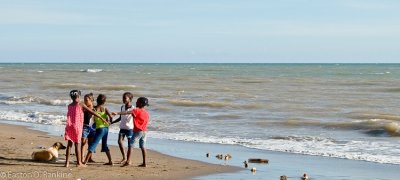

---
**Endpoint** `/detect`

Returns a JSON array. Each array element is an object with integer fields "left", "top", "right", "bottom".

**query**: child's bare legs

[
  {"left": 100, "top": 128, "right": 113, "bottom": 165},
  {"left": 87, "top": 137, "right": 95, "bottom": 162},
  {"left": 74, "top": 142, "right": 86, "bottom": 167},
  {"left": 83, "top": 152, "right": 92, "bottom": 165},
  {"left": 122, "top": 147, "right": 132, "bottom": 167},
  {"left": 81, "top": 138, "right": 87, "bottom": 162},
  {"left": 134, "top": 131, "right": 147, "bottom": 167},
  {"left": 104, "top": 150, "right": 113, "bottom": 165},
  {"left": 117, "top": 135, "right": 126, "bottom": 164},
  {"left": 139, "top": 147, "right": 146, "bottom": 167},
  {"left": 64, "top": 140, "right": 73, "bottom": 167}
]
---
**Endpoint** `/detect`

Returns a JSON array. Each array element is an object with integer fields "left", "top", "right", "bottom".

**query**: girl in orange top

[{"left": 113, "top": 97, "right": 149, "bottom": 167}]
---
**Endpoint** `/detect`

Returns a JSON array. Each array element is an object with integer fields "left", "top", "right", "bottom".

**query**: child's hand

[
  {"left": 101, "top": 118, "right": 109, "bottom": 126},
  {"left": 111, "top": 112, "right": 118, "bottom": 116}
]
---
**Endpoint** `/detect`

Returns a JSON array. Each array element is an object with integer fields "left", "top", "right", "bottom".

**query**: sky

[{"left": 0, "top": 0, "right": 399, "bottom": 63}]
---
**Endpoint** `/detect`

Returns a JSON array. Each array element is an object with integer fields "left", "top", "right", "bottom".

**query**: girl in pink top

[{"left": 64, "top": 90, "right": 106, "bottom": 167}]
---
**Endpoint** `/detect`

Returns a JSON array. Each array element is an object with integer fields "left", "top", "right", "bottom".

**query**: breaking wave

[
  {"left": 0, "top": 111, "right": 65, "bottom": 125},
  {"left": 258, "top": 118, "right": 400, "bottom": 137},
  {"left": 81, "top": 69, "right": 103, "bottom": 73},
  {"left": 0, "top": 95, "right": 70, "bottom": 106}
]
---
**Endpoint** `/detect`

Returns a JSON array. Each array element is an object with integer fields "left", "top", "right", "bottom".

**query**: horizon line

[{"left": 0, "top": 62, "right": 399, "bottom": 64}]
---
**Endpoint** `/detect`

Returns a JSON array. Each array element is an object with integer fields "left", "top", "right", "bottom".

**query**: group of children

[{"left": 64, "top": 90, "right": 149, "bottom": 168}]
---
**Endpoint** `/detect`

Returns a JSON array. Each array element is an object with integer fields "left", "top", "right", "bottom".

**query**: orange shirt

[{"left": 132, "top": 108, "right": 149, "bottom": 132}]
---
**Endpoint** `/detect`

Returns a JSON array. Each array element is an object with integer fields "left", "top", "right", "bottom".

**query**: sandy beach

[{"left": 0, "top": 123, "right": 240, "bottom": 180}]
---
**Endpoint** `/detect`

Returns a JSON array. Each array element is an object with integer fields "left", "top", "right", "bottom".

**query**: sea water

[{"left": 1, "top": 63, "right": 399, "bottom": 165}]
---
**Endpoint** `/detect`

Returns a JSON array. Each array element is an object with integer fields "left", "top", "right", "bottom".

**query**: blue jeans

[
  {"left": 132, "top": 131, "right": 147, "bottom": 148},
  {"left": 119, "top": 129, "right": 134, "bottom": 148},
  {"left": 89, "top": 127, "right": 109, "bottom": 153}
]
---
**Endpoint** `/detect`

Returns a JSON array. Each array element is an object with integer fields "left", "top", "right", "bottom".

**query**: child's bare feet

[
  {"left": 138, "top": 163, "right": 146, "bottom": 167},
  {"left": 76, "top": 164, "right": 87, "bottom": 168},
  {"left": 64, "top": 163, "right": 69, "bottom": 168},
  {"left": 118, "top": 159, "right": 126, "bottom": 164},
  {"left": 88, "top": 158, "right": 96, "bottom": 163},
  {"left": 104, "top": 162, "right": 113, "bottom": 166},
  {"left": 121, "top": 162, "right": 131, "bottom": 167}
]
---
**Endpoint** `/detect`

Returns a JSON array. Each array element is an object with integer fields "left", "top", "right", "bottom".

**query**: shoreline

[
  {"left": 1, "top": 120, "right": 400, "bottom": 180},
  {"left": 0, "top": 123, "right": 241, "bottom": 180}
]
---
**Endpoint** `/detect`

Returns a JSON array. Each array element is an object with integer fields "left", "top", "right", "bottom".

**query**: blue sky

[{"left": 0, "top": 0, "right": 399, "bottom": 63}]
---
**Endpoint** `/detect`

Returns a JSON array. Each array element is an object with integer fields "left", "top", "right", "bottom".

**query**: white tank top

[{"left": 120, "top": 105, "right": 134, "bottom": 130}]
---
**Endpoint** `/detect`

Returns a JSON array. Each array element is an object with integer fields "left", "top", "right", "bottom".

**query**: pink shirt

[{"left": 132, "top": 108, "right": 149, "bottom": 132}]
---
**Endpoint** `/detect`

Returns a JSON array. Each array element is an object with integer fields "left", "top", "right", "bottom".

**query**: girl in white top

[{"left": 111, "top": 92, "right": 135, "bottom": 166}]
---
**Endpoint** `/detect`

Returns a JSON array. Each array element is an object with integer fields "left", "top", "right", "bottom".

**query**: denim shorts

[
  {"left": 119, "top": 129, "right": 134, "bottom": 148},
  {"left": 82, "top": 125, "right": 96, "bottom": 138},
  {"left": 132, "top": 131, "right": 147, "bottom": 148}
]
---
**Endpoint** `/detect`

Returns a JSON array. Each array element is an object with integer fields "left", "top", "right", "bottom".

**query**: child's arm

[
  {"left": 105, "top": 108, "right": 114, "bottom": 122},
  {"left": 111, "top": 106, "right": 122, "bottom": 124},
  {"left": 80, "top": 102, "right": 109, "bottom": 125},
  {"left": 112, "top": 111, "right": 132, "bottom": 116},
  {"left": 111, "top": 116, "right": 121, "bottom": 124}
]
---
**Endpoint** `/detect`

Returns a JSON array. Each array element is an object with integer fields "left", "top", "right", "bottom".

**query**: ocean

[{"left": 1, "top": 63, "right": 399, "bottom": 165}]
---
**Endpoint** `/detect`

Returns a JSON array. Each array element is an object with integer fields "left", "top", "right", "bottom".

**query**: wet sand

[{"left": 0, "top": 123, "right": 240, "bottom": 180}]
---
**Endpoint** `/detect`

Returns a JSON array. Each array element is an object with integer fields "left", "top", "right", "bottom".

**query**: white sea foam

[
  {"left": 0, "top": 111, "right": 65, "bottom": 125},
  {"left": 368, "top": 72, "right": 391, "bottom": 75},
  {"left": 0, "top": 95, "right": 69, "bottom": 106},
  {"left": 149, "top": 131, "right": 400, "bottom": 165},
  {"left": 81, "top": 69, "right": 103, "bottom": 73},
  {"left": 2, "top": 108, "right": 398, "bottom": 165}
]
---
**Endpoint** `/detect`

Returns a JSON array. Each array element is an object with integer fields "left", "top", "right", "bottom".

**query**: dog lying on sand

[{"left": 32, "top": 142, "right": 66, "bottom": 162}]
